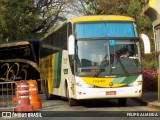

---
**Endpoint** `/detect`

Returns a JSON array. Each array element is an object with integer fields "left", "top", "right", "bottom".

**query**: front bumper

[{"left": 75, "top": 85, "right": 142, "bottom": 100}]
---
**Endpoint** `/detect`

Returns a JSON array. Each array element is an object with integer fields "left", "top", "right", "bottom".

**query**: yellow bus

[{"left": 40, "top": 15, "right": 150, "bottom": 106}]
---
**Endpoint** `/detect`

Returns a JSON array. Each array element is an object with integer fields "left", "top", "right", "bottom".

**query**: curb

[
  {"left": 147, "top": 101, "right": 160, "bottom": 109},
  {"left": 133, "top": 98, "right": 160, "bottom": 109}
]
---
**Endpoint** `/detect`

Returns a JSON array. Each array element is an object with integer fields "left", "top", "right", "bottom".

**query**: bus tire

[
  {"left": 66, "top": 85, "right": 77, "bottom": 106},
  {"left": 69, "top": 98, "right": 77, "bottom": 106},
  {"left": 45, "top": 82, "right": 53, "bottom": 100},
  {"left": 118, "top": 98, "right": 127, "bottom": 106}
]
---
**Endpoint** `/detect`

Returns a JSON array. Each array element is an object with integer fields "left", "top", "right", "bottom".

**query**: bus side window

[{"left": 61, "top": 24, "right": 67, "bottom": 50}]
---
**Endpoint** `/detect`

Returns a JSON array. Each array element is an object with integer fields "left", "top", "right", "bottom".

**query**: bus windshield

[
  {"left": 75, "top": 22, "right": 140, "bottom": 77},
  {"left": 76, "top": 39, "right": 140, "bottom": 77}
]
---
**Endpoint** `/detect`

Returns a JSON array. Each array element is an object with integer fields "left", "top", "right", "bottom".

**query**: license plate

[{"left": 106, "top": 91, "right": 116, "bottom": 95}]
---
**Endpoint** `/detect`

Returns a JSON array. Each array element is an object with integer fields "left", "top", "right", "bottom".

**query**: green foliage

[
  {"left": 127, "top": 0, "right": 141, "bottom": 16},
  {"left": 0, "top": 0, "right": 72, "bottom": 41},
  {"left": 149, "top": 61, "right": 157, "bottom": 70},
  {"left": 142, "top": 53, "right": 157, "bottom": 70},
  {"left": 127, "top": 0, "right": 152, "bottom": 31},
  {"left": 0, "top": 0, "right": 42, "bottom": 40}
]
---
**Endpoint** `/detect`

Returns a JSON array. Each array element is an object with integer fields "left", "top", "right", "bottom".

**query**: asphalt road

[
  {"left": 1, "top": 94, "right": 160, "bottom": 120},
  {"left": 40, "top": 94, "right": 159, "bottom": 112}
]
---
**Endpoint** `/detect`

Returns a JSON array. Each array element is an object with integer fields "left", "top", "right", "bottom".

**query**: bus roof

[
  {"left": 68, "top": 15, "right": 135, "bottom": 23},
  {"left": 42, "top": 15, "right": 135, "bottom": 40}
]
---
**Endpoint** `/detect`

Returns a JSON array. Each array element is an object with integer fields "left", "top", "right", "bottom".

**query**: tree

[
  {"left": 94, "top": 0, "right": 131, "bottom": 15},
  {"left": 0, "top": 0, "right": 73, "bottom": 41},
  {"left": 70, "top": 0, "right": 99, "bottom": 15}
]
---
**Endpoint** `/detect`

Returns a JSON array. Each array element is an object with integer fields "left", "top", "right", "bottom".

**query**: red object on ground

[
  {"left": 28, "top": 80, "right": 42, "bottom": 110},
  {"left": 14, "top": 80, "right": 34, "bottom": 112}
]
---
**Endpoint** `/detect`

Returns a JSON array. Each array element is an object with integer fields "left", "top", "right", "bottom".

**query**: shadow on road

[{"left": 76, "top": 98, "right": 147, "bottom": 108}]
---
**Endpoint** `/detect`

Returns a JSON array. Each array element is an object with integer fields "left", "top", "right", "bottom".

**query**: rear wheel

[
  {"left": 118, "top": 98, "right": 127, "bottom": 106},
  {"left": 66, "top": 85, "right": 77, "bottom": 106}
]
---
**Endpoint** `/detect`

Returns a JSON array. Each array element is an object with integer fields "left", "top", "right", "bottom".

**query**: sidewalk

[{"left": 135, "top": 92, "right": 160, "bottom": 109}]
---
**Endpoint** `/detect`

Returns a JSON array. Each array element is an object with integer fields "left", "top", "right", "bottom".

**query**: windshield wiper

[
  {"left": 114, "top": 53, "right": 129, "bottom": 76},
  {"left": 93, "top": 55, "right": 109, "bottom": 77}
]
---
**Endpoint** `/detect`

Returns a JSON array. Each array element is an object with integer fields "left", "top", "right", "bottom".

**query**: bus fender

[{"left": 65, "top": 78, "right": 73, "bottom": 98}]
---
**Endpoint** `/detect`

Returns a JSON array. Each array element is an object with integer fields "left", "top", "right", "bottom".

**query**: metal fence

[{"left": 0, "top": 82, "right": 18, "bottom": 111}]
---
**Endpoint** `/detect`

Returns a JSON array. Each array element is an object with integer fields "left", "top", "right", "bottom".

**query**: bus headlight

[
  {"left": 128, "top": 81, "right": 142, "bottom": 86},
  {"left": 76, "top": 82, "right": 94, "bottom": 88}
]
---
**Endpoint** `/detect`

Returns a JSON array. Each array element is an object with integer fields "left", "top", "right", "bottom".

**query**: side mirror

[
  {"left": 140, "top": 34, "right": 151, "bottom": 54},
  {"left": 68, "top": 35, "right": 75, "bottom": 55}
]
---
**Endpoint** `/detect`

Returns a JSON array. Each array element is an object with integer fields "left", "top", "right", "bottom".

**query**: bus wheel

[
  {"left": 118, "top": 98, "right": 127, "bottom": 106},
  {"left": 66, "top": 85, "right": 77, "bottom": 106},
  {"left": 45, "top": 82, "right": 53, "bottom": 100},
  {"left": 69, "top": 98, "right": 77, "bottom": 106}
]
